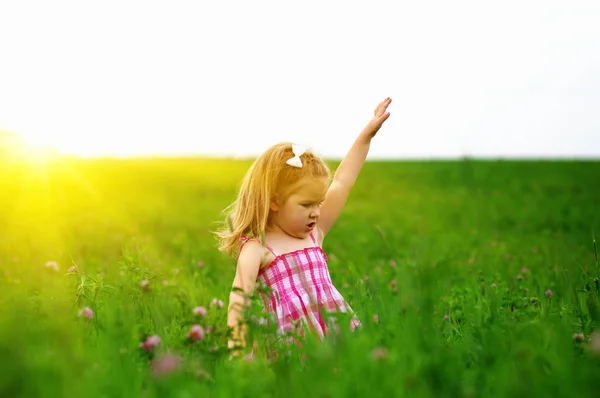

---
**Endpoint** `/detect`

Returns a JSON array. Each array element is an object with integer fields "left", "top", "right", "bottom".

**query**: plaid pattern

[{"left": 240, "top": 234, "right": 357, "bottom": 340}]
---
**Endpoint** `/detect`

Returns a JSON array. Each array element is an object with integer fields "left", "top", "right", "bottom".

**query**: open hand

[{"left": 362, "top": 97, "right": 392, "bottom": 139}]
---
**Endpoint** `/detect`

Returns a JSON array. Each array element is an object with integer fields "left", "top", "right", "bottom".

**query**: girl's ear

[{"left": 270, "top": 197, "right": 279, "bottom": 212}]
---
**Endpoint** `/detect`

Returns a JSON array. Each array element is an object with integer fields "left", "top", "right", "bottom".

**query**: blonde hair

[{"left": 215, "top": 142, "right": 331, "bottom": 257}]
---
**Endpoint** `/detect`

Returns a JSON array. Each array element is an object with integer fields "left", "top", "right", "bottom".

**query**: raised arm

[{"left": 318, "top": 97, "right": 392, "bottom": 237}]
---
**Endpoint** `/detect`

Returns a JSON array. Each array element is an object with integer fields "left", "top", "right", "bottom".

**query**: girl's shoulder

[
  {"left": 238, "top": 236, "right": 276, "bottom": 268},
  {"left": 237, "top": 236, "right": 262, "bottom": 258}
]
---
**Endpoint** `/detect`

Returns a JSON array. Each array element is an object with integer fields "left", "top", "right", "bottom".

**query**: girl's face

[{"left": 269, "top": 179, "right": 327, "bottom": 239}]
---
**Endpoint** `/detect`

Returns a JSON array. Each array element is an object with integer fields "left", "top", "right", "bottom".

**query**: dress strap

[
  {"left": 237, "top": 236, "right": 278, "bottom": 259},
  {"left": 264, "top": 244, "right": 279, "bottom": 257},
  {"left": 309, "top": 232, "right": 318, "bottom": 247}
]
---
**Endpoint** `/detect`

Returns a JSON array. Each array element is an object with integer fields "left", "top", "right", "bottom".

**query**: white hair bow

[{"left": 286, "top": 144, "right": 308, "bottom": 168}]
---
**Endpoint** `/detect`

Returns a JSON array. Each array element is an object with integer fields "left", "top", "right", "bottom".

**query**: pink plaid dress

[{"left": 239, "top": 233, "right": 359, "bottom": 340}]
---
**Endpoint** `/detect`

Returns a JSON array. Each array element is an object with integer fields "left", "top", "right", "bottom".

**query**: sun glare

[
  {"left": 11, "top": 131, "right": 128, "bottom": 158},
  {"left": 0, "top": 130, "right": 63, "bottom": 166},
  {"left": 5, "top": 130, "right": 108, "bottom": 159},
  {"left": 19, "top": 132, "right": 56, "bottom": 150}
]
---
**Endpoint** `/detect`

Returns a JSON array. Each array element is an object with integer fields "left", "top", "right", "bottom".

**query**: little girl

[{"left": 216, "top": 97, "right": 392, "bottom": 354}]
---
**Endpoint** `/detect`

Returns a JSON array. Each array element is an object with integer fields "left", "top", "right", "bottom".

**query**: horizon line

[{"left": 36, "top": 152, "right": 600, "bottom": 162}]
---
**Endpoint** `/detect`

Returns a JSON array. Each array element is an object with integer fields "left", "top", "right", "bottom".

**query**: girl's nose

[{"left": 311, "top": 206, "right": 320, "bottom": 218}]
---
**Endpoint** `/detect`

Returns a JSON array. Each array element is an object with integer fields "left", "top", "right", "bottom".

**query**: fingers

[
  {"left": 381, "top": 97, "right": 392, "bottom": 110},
  {"left": 378, "top": 97, "right": 392, "bottom": 107},
  {"left": 374, "top": 97, "right": 392, "bottom": 116}
]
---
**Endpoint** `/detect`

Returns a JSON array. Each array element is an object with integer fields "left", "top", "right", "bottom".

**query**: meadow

[{"left": 1, "top": 154, "right": 599, "bottom": 398}]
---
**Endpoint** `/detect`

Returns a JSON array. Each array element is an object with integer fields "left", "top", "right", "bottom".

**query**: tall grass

[{"left": 1, "top": 156, "right": 599, "bottom": 397}]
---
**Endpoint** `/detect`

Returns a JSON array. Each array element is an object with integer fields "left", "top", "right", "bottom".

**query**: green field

[{"left": 1, "top": 156, "right": 599, "bottom": 397}]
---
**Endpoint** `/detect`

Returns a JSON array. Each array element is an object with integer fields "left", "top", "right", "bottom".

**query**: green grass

[{"left": 1, "top": 156, "right": 599, "bottom": 397}]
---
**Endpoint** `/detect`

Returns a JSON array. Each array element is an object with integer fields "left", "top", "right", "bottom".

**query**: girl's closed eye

[{"left": 302, "top": 202, "right": 322, "bottom": 208}]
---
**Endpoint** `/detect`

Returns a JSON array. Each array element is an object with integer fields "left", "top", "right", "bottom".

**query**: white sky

[{"left": 1, "top": 0, "right": 599, "bottom": 159}]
